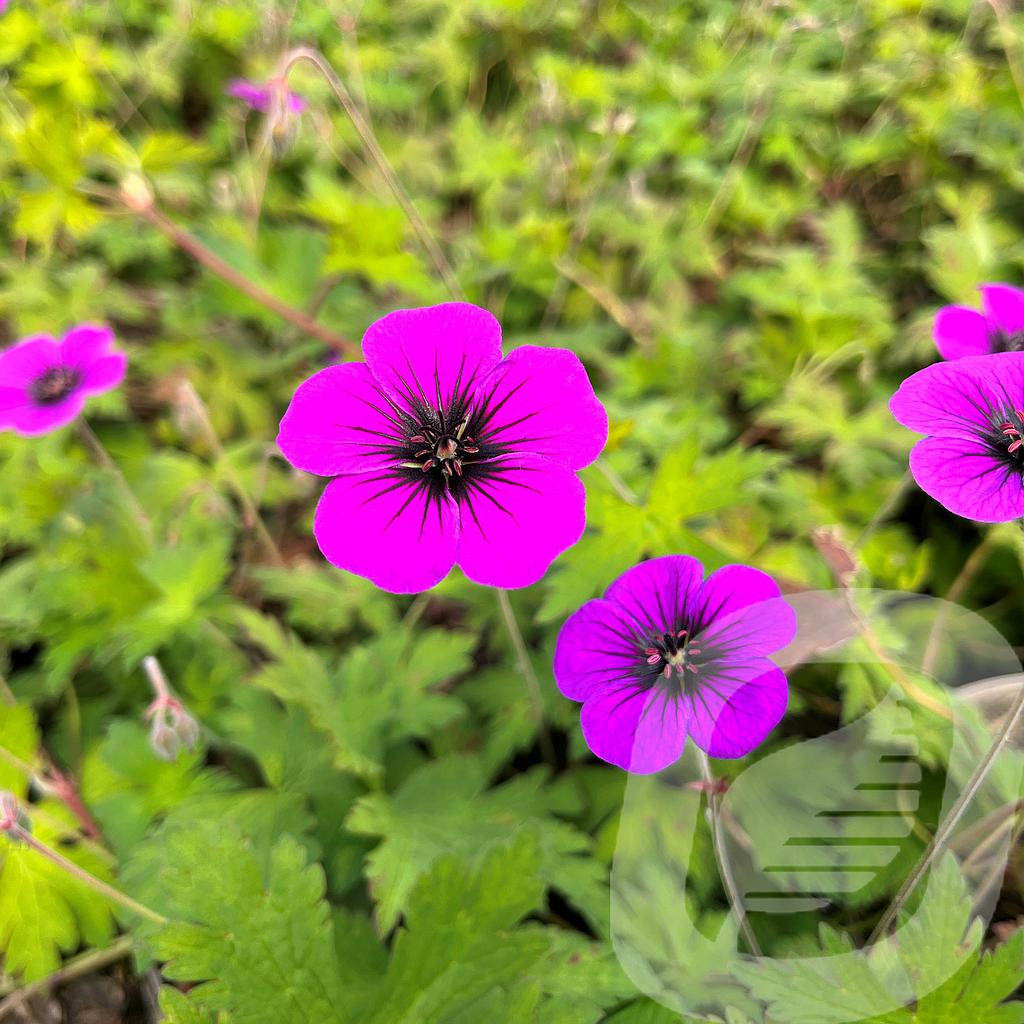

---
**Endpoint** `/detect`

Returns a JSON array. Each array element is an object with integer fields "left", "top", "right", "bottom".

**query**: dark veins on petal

[
  {"left": 30, "top": 366, "right": 81, "bottom": 406},
  {"left": 343, "top": 353, "right": 549, "bottom": 534},
  {"left": 581, "top": 576, "right": 773, "bottom": 728}
]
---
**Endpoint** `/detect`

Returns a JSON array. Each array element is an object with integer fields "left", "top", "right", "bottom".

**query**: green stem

[
  {"left": 278, "top": 47, "right": 465, "bottom": 303},
  {"left": 74, "top": 420, "right": 153, "bottom": 541},
  {"left": 4, "top": 826, "right": 168, "bottom": 926},
  {"left": 867, "top": 676, "right": 1024, "bottom": 943},
  {"left": 697, "top": 751, "right": 761, "bottom": 956},
  {"left": 496, "top": 590, "right": 557, "bottom": 767},
  {"left": 178, "top": 382, "right": 285, "bottom": 568}
]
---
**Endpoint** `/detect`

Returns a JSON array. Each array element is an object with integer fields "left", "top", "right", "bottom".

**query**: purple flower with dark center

[
  {"left": 0, "top": 325, "right": 127, "bottom": 437},
  {"left": 277, "top": 302, "right": 608, "bottom": 593},
  {"left": 933, "top": 283, "right": 1024, "bottom": 360},
  {"left": 890, "top": 351, "right": 1024, "bottom": 522},
  {"left": 226, "top": 78, "right": 307, "bottom": 115},
  {"left": 553, "top": 556, "right": 796, "bottom": 773}
]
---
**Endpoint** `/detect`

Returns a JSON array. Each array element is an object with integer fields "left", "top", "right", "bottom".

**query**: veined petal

[
  {"left": 313, "top": 472, "right": 459, "bottom": 593},
  {"left": 602, "top": 555, "right": 704, "bottom": 637},
  {"left": 580, "top": 684, "right": 687, "bottom": 774},
  {"left": 683, "top": 658, "right": 788, "bottom": 759},
  {"left": 362, "top": 303, "right": 503, "bottom": 414},
  {"left": 60, "top": 324, "right": 115, "bottom": 369},
  {"left": 909, "top": 434, "right": 1024, "bottom": 523},
  {"left": 554, "top": 599, "right": 644, "bottom": 702},
  {"left": 472, "top": 346, "right": 608, "bottom": 470},
  {"left": 695, "top": 565, "right": 797, "bottom": 657},
  {"left": 455, "top": 453, "right": 585, "bottom": 588},
  {"left": 278, "top": 363, "right": 410, "bottom": 476}
]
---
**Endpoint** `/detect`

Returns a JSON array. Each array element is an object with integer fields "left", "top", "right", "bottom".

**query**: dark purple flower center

[
  {"left": 990, "top": 329, "right": 1024, "bottom": 354},
  {"left": 643, "top": 628, "right": 703, "bottom": 695},
  {"left": 996, "top": 408, "right": 1024, "bottom": 462},
  {"left": 30, "top": 366, "right": 80, "bottom": 406}
]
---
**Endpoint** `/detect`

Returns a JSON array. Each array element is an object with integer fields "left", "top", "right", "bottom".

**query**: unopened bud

[
  {"left": 119, "top": 173, "right": 154, "bottom": 214},
  {"left": 171, "top": 707, "right": 200, "bottom": 752},
  {"left": 149, "top": 720, "right": 181, "bottom": 762}
]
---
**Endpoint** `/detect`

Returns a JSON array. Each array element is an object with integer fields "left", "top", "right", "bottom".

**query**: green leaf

[{"left": 129, "top": 821, "right": 351, "bottom": 1024}]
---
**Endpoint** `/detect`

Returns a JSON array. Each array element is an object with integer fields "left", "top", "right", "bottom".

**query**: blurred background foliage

[{"left": 1, "top": 0, "right": 1024, "bottom": 1020}]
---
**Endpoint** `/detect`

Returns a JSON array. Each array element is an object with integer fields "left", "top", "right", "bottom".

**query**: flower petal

[
  {"left": 60, "top": 324, "right": 115, "bottom": 369},
  {"left": 80, "top": 352, "right": 127, "bottom": 395},
  {"left": 361, "top": 303, "right": 503, "bottom": 413},
  {"left": 580, "top": 684, "right": 687, "bottom": 774},
  {"left": 0, "top": 336, "right": 59, "bottom": 388},
  {"left": 472, "top": 346, "right": 608, "bottom": 469},
  {"left": 888, "top": 354, "right": 1018, "bottom": 440},
  {"left": 694, "top": 565, "right": 797, "bottom": 657},
  {"left": 7, "top": 394, "right": 86, "bottom": 436},
  {"left": 553, "top": 599, "right": 642, "bottom": 702},
  {"left": 683, "top": 658, "right": 788, "bottom": 759},
  {"left": 933, "top": 305, "right": 990, "bottom": 360},
  {"left": 227, "top": 79, "right": 270, "bottom": 110},
  {"left": 313, "top": 473, "right": 459, "bottom": 593},
  {"left": 602, "top": 555, "right": 704, "bottom": 636},
  {"left": 981, "top": 284, "right": 1024, "bottom": 336},
  {"left": 278, "top": 363, "right": 409, "bottom": 476},
  {"left": 455, "top": 454, "right": 585, "bottom": 588},
  {"left": 909, "top": 434, "right": 1024, "bottom": 523}
]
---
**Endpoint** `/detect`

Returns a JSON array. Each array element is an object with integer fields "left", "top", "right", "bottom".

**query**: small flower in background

[
  {"left": 0, "top": 325, "right": 127, "bottom": 437},
  {"left": 553, "top": 556, "right": 796, "bottom": 774},
  {"left": 143, "top": 656, "right": 200, "bottom": 762},
  {"left": 226, "top": 77, "right": 306, "bottom": 115},
  {"left": 933, "top": 283, "right": 1024, "bottom": 360},
  {"left": 890, "top": 352, "right": 1024, "bottom": 522},
  {"left": 277, "top": 302, "right": 608, "bottom": 592}
]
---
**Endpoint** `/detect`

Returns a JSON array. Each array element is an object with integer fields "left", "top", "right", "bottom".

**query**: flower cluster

[
  {"left": 3, "top": 300, "right": 796, "bottom": 774},
  {"left": 893, "top": 282, "right": 1024, "bottom": 523}
]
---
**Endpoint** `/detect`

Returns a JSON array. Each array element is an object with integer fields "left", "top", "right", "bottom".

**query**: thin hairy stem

[
  {"left": 91, "top": 182, "right": 355, "bottom": 354},
  {"left": 496, "top": 590, "right": 557, "bottom": 766},
  {"left": 697, "top": 752, "right": 761, "bottom": 956},
  {"left": 868, "top": 677, "right": 1024, "bottom": 942},
  {"left": 1, "top": 823, "right": 167, "bottom": 926},
  {"left": 74, "top": 420, "right": 154, "bottom": 541},
  {"left": 177, "top": 382, "right": 286, "bottom": 568},
  {"left": 277, "top": 47, "right": 465, "bottom": 302},
  {"left": 0, "top": 935, "right": 135, "bottom": 1015},
  {"left": 922, "top": 532, "right": 998, "bottom": 677}
]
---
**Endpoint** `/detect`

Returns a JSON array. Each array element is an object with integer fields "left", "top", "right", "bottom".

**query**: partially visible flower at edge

[
  {"left": 0, "top": 325, "right": 127, "bottom": 437},
  {"left": 933, "top": 283, "right": 1024, "bottom": 360},
  {"left": 276, "top": 302, "right": 609, "bottom": 593},
  {"left": 226, "top": 77, "right": 307, "bottom": 115},
  {"left": 890, "top": 351, "right": 1024, "bottom": 522},
  {"left": 0, "top": 2, "right": 9, "bottom": 15},
  {"left": 553, "top": 555, "right": 797, "bottom": 774}
]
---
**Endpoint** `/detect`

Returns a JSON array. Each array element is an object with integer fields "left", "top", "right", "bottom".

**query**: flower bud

[
  {"left": 149, "top": 720, "right": 181, "bottom": 762},
  {"left": 171, "top": 707, "right": 200, "bottom": 752}
]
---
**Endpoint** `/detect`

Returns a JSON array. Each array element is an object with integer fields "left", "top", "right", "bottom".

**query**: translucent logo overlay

[{"left": 610, "top": 589, "right": 1024, "bottom": 1023}]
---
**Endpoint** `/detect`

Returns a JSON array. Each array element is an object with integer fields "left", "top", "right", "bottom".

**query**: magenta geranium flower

[
  {"left": 0, "top": 325, "right": 127, "bottom": 437},
  {"left": 226, "top": 78, "right": 306, "bottom": 114},
  {"left": 553, "top": 556, "right": 796, "bottom": 773},
  {"left": 277, "top": 302, "right": 608, "bottom": 592},
  {"left": 933, "top": 283, "right": 1024, "bottom": 360},
  {"left": 890, "top": 351, "right": 1024, "bottom": 522}
]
